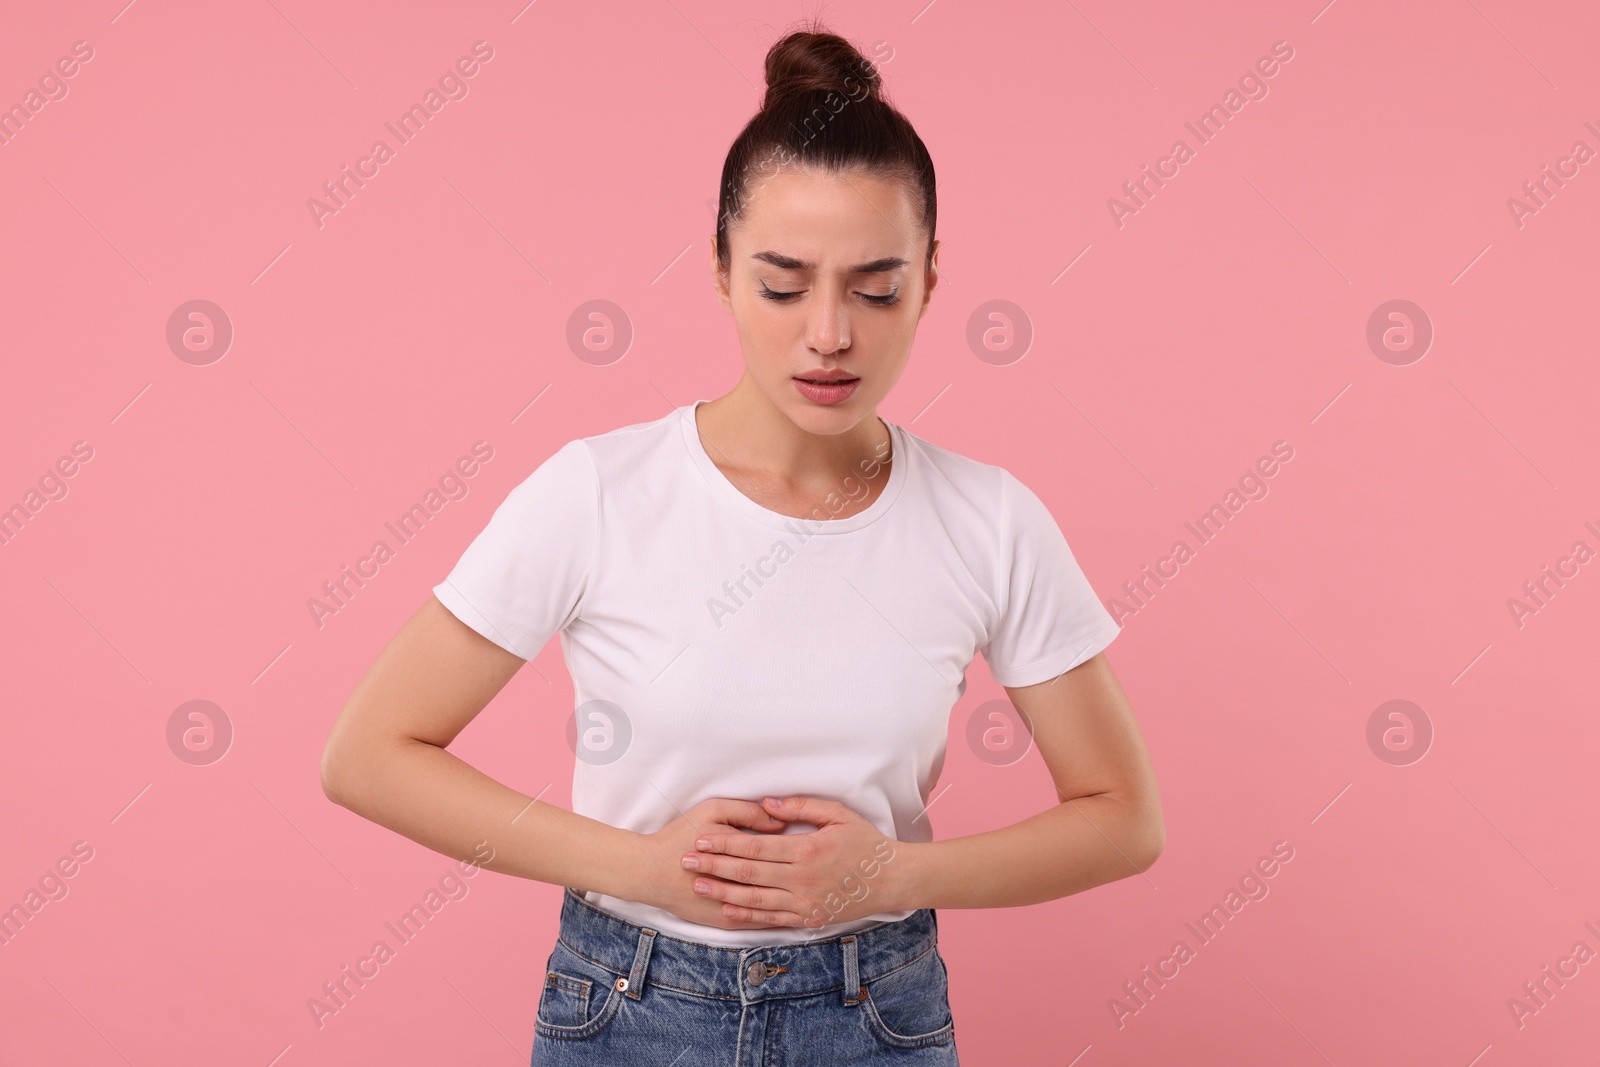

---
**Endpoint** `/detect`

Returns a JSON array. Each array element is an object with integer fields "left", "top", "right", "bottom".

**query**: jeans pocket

[
  {"left": 534, "top": 940, "right": 626, "bottom": 1041},
  {"left": 859, "top": 945, "right": 957, "bottom": 1049}
]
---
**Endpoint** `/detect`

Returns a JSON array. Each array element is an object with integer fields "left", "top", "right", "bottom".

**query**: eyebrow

[{"left": 751, "top": 251, "right": 909, "bottom": 274}]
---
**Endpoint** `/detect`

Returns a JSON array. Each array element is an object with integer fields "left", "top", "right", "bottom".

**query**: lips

[
  {"left": 794, "top": 373, "right": 859, "bottom": 383},
  {"left": 792, "top": 376, "right": 861, "bottom": 405}
]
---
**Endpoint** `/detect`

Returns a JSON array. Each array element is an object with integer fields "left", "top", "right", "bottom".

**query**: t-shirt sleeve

[
  {"left": 431, "top": 438, "right": 599, "bottom": 661},
  {"left": 980, "top": 468, "right": 1120, "bottom": 688}
]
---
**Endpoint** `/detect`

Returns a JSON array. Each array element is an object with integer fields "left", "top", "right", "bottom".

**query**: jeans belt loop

[
  {"left": 841, "top": 934, "right": 862, "bottom": 1006},
  {"left": 625, "top": 927, "right": 657, "bottom": 1000}
]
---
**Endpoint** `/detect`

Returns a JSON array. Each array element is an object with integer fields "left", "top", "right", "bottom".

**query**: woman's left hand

[{"left": 681, "top": 795, "right": 909, "bottom": 931}]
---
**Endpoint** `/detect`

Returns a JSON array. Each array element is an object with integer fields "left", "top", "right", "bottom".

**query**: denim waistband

[{"left": 554, "top": 886, "right": 941, "bottom": 1007}]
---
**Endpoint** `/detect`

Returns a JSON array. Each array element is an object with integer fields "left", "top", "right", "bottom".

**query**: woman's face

[{"left": 712, "top": 165, "right": 939, "bottom": 435}]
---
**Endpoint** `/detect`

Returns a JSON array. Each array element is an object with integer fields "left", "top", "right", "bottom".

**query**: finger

[
  {"left": 721, "top": 903, "right": 804, "bottom": 927},
  {"left": 693, "top": 827, "right": 797, "bottom": 862},
  {"left": 762, "top": 795, "right": 842, "bottom": 824},
  {"left": 707, "top": 798, "right": 788, "bottom": 832},
  {"left": 688, "top": 850, "right": 785, "bottom": 886},
  {"left": 696, "top": 878, "right": 802, "bottom": 925}
]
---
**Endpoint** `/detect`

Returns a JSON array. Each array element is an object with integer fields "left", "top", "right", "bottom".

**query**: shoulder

[
  {"left": 894, "top": 422, "right": 1013, "bottom": 509},
  {"left": 568, "top": 406, "right": 685, "bottom": 478},
  {"left": 894, "top": 422, "right": 1066, "bottom": 540},
  {"left": 496, "top": 408, "right": 681, "bottom": 496}
]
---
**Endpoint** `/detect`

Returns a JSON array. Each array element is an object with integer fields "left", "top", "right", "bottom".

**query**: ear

[
  {"left": 919, "top": 239, "right": 941, "bottom": 318},
  {"left": 711, "top": 234, "right": 732, "bottom": 311}
]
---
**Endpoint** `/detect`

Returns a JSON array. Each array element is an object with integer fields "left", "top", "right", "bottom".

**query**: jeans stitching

[
  {"left": 859, "top": 947, "right": 955, "bottom": 1048},
  {"left": 860, "top": 988, "right": 956, "bottom": 1048},
  {"left": 561, "top": 886, "right": 913, "bottom": 952},
  {"left": 544, "top": 972, "right": 590, "bottom": 997},
  {"left": 544, "top": 890, "right": 954, "bottom": 1055},
  {"left": 557, "top": 925, "right": 940, "bottom": 993}
]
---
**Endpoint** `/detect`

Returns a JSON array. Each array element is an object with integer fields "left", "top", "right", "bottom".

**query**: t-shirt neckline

[{"left": 676, "top": 399, "right": 907, "bottom": 533}]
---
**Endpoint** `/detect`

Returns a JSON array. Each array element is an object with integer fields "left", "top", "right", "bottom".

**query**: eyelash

[{"left": 759, "top": 284, "right": 900, "bottom": 307}]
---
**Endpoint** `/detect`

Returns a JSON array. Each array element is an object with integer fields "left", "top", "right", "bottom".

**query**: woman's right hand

[{"left": 634, "top": 798, "right": 794, "bottom": 930}]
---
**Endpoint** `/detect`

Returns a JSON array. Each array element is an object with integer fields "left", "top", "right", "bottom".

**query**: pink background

[{"left": 3, "top": 1, "right": 1598, "bottom": 1063}]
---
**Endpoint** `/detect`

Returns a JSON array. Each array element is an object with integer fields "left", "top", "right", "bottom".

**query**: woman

[{"left": 321, "top": 21, "right": 1164, "bottom": 1063}]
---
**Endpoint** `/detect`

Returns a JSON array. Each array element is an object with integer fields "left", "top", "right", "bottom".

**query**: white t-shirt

[{"left": 432, "top": 400, "right": 1119, "bottom": 946}]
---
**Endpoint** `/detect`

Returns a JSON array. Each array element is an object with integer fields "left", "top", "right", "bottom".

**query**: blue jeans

[{"left": 530, "top": 886, "right": 960, "bottom": 1064}]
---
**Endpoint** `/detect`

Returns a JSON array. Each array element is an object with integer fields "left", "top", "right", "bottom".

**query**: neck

[{"left": 695, "top": 376, "right": 892, "bottom": 487}]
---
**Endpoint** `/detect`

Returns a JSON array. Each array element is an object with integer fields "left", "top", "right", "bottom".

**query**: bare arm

[
  {"left": 677, "top": 648, "right": 1165, "bottom": 927},
  {"left": 322, "top": 595, "right": 798, "bottom": 931},
  {"left": 897, "top": 650, "right": 1165, "bottom": 909},
  {"left": 320, "top": 595, "right": 649, "bottom": 896}
]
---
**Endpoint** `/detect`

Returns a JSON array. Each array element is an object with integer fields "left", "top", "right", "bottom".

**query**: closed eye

[{"left": 759, "top": 283, "right": 900, "bottom": 306}]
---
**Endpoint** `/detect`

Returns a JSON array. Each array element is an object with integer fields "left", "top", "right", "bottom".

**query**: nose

[{"left": 806, "top": 288, "right": 850, "bottom": 355}]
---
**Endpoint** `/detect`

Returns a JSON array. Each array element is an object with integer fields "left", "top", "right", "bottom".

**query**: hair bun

[{"left": 762, "top": 29, "right": 881, "bottom": 110}]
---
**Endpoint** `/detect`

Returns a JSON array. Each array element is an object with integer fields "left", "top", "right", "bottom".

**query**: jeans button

[{"left": 746, "top": 961, "right": 766, "bottom": 987}]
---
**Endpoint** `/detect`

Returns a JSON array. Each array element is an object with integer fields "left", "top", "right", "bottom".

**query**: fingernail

[
  {"left": 764, "top": 796, "right": 781, "bottom": 807},
  {"left": 681, "top": 855, "right": 699, "bottom": 870},
  {"left": 694, "top": 880, "right": 709, "bottom": 895},
  {"left": 695, "top": 837, "right": 712, "bottom": 850}
]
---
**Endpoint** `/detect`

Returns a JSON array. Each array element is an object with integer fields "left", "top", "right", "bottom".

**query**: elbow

[
  {"left": 1068, "top": 789, "right": 1166, "bottom": 874},
  {"left": 319, "top": 744, "right": 346, "bottom": 807},
  {"left": 1135, "top": 803, "right": 1166, "bottom": 872},
  {"left": 320, "top": 733, "right": 358, "bottom": 809},
  {"left": 322, "top": 726, "right": 414, "bottom": 811}
]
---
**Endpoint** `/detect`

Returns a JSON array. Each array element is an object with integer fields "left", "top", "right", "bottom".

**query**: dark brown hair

[{"left": 714, "top": 21, "right": 936, "bottom": 277}]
